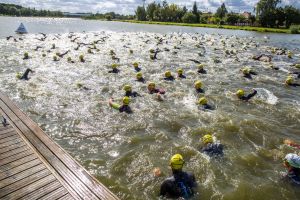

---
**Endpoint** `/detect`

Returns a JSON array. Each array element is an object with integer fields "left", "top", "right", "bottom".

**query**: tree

[
  {"left": 135, "top": 6, "right": 147, "bottom": 21},
  {"left": 255, "top": 0, "right": 281, "bottom": 27},
  {"left": 146, "top": 2, "right": 157, "bottom": 21},
  {"left": 192, "top": 1, "right": 200, "bottom": 23},
  {"left": 215, "top": 3, "right": 227, "bottom": 19},
  {"left": 225, "top": 13, "right": 239, "bottom": 25},
  {"left": 182, "top": 12, "right": 197, "bottom": 23},
  {"left": 284, "top": 6, "right": 300, "bottom": 28}
]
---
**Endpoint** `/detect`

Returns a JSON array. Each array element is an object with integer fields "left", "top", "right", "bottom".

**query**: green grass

[{"left": 120, "top": 20, "right": 293, "bottom": 34}]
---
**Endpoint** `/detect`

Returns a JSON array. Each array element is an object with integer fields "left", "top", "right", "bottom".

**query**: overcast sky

[{"left": 2, "top": 0, "right": 300, "bottom": 14}]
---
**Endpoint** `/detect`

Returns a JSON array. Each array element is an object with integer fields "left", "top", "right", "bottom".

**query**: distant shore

[{"left": 119, "top": 20, "right": 293, "bottom": 34}]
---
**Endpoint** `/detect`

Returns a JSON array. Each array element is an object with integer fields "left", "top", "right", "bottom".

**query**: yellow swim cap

[
  {"left": 112, "top": 63, "right": 118, "bottom": 69},
  {"left": 133, "top": 62, "right": 139, "bottom": 68},
  {"left": 202, "top": 134, "right": 213, "bottom": 144},
  {"left": 198, "top": 97, "right": 208, "bottom": 105},
  {"left": 198, "top": 64, "right": 204, "bottom": 69},
  {"left": 136, "top": 72, "right": 143, "bottom": 79},
  {"left": 123, "top": 96, "right": 130, "bottom": 105},
  {"left": 236, "top": 89, "right": 245, "bottom": 98},
  {"left": 194, "top": 80, "right": 202, "bottom": 89},
  {"left": 295, "top": 64, "right": 300, "bottom": 69},
  {"left": 177, "top": 68, "right": 183, "bottom": 74},
  {"left": 286, "top": 77, "right": 293, "bottom": 85},
  {"left": 148, "top": 82, "right": 156, "bottom": 87},
  {"left": 165, "top": 71, "right": 172, "bottom": 78},
  {"left": 242, "top": 67, "right": 250, "bottom": 75},
  {"left": 170, "top": 154, "right": 184, "bottom": 170},
  {"left": 123, "top": 84, "right": 132, "bottom": 92}
]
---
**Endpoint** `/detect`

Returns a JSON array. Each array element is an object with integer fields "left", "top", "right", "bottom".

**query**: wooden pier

[{"left": 0, "top": 92, "right": 119, "bottom": 200}]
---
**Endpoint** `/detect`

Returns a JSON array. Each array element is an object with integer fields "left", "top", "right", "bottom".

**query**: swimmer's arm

[{"left": 108, "top": 98, "right": 121, "bottom": 110}]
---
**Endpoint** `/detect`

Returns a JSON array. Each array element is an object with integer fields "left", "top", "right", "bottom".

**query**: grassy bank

[{"left": 120, "top": 20, "right": 293, "bottom": 34}]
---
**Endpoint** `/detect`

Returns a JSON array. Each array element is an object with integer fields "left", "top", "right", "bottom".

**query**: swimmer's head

[
  {"left": 123, "top": 84, "right": 132, "bottom": 92},
  {"left": 242, "top": 67, "right": 250, "bottom": 75},
  {"left": 236, "top": 89, "right": 245, "bottom": 98},
  {"left": 123, "top": 96, "right": 130, "bottom": 105},
  {"left": 198, "top": 97, "right": 208, "bottom": 105},
  {"left": 111, "top": 63, "right": 118, "bottom": 69},
  {"left": 148, "top": 82, "right": 156, "bottom": 90},
  {"left": 170, "top": 154, "right": 184, "bottom": 170},
  {"left": 202, "top": 134, "right": 213, "bottom": 144},
  {"left": 136, "top": 72, "right": 143, "bottom": 79},
  {"left": 165, "top": 71, "right": 172, "bottom": 78},
  {"left": 177, "top": 68, "right": 183, "bottom": 75},
  {"left": 198, "top": 64, "right": 204, "bottom": 70},
  {"left": 194, "top": 80, "right": 202, "bottom": 89},
  {"left": 133, "top": 62, "right": 139, "bottom": 68},
  {"left": 285, "top": 76, "right": 293, "bottom": 85}
]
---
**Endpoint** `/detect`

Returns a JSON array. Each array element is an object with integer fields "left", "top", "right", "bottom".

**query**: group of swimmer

[{"left": 106, "top": 62, "right": 261, "bottom": 114}]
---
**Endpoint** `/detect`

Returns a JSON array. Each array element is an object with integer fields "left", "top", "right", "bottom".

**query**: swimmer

[
  {"left": 177, "top": 68, "right": 186, "bottom": 79},
  {"left": 133, "top": 62, "right": 141, "bottom": 72},
  {"left": 147, "top": 82, "right": 165, "bottom": 101},
  {"left": 197, "top": 97, "right": 214, "bottom": 110},
  {"left": 160, "top": 154, "right": 197, "bottom": 199},
  {"left": 18, "top": 68, "right": 34, "bottom": 80},
  {"left": 164, "top": 71, "right": 175, "bottom": 81},
  {"left": 284, "top": 139, "right": 300, "bottom": 150},
  {"left": 135, "top": 72, "right": 145, "bottom": 83},
  {"left": 108, "top": 96, "right": 132, "bottom": 114},
  {"left": 241, "top": 67, "right": 257, "bottom": 79},
  {"left": 123, "top": 84, "right": 140, "bottom": 97},
  {"left": 194, "top": 80, "right": 204, "bottom": 93},
  {"left": 283, "top": 153, "right": 300, "bottom": 185},
  {"left": 236, "top": 89, "right": 257, "bottom": 101},
  {"left": 108, "top": 64, "right": 120, "bottom": 73},
  {"left": 285, "top": 76, "right": 300, "bottom": 87},
  {"left": 197, "top": 64, "right": 207, "bottom": 74},
  {"left": 200, "top": 134, "right": 223, "bottom": 157}
]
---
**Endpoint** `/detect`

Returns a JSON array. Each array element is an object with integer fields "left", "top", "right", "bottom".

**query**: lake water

[{"left": 0, "top": 16, "right": 300, "bottom": 200}]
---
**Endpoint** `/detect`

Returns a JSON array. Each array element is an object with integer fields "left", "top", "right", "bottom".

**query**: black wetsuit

[
  {"left": 243, "top": 71, "right": 257, "bottom": 80},
  {"left": 108, "top": 68, "right": 120, "bottom": 73},
  {"left": 239, "top": 90, "right": 257, "bottom": 101},
  {"left": 201, "top": 143, "right": 223, "bottom": 157},
  {"left": 160, "top": 170, "right": 197, "bottom": 199},
  {"left": 198, "top": 69, "right": 207, "bottom": 74},
  {"left": 286, "top": 168, "right": 300, "bottom": 185},
  {"left": 196, "top": 88, "right": 205, "bottom": 93},
  {"left": 200, "top": 104, "right": 214, "bottom": 110},
  {"left": 136, "top": 77, "right": 145, "bottom": 83},
  {"left": 291, "top": 72, "right": 300, "bottom": 78},
  {"left": 119, "top": 105, "right": 132, "bottom": 114},
  {"left": 164, "top": 76, "right": 175, "bottom": 81},
  {"left": 178, "top": 74, "right": 186, "bottom": 79},
  {"left": 125, "top": 91, "right": 140, "bottom": 97},
  {"left": 287, "top": 83, "right": 300, "bottom": 87},
  {"left": 21, "top": 68, "right": 33, "bottom": 80},
  {"left": 134, "top": 67, "right": 141, "bottom": 72}
]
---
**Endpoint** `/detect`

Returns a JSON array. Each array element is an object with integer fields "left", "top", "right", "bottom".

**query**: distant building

[
  {"left": 242, "top": 12, "right": 251, "bottom": 19},
  {"left": 63, "top": 12, "right": 92, "bottom": 18}
]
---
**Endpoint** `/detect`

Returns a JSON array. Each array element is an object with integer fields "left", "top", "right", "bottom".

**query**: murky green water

[{"left": 0, "top": 17, "right": 299, "bottom": 200}]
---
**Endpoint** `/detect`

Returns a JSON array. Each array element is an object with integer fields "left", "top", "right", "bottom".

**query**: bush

[
  {"left": 182, "top": 12, "right": 197, "bottom": 23},
  {"left": 290, "top": 25, "right": 300, "bottom": 34}
]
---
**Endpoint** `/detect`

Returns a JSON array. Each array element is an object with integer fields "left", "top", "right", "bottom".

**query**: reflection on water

[{"left": 0, "top": 17, "right": 300, "bottom": 200}]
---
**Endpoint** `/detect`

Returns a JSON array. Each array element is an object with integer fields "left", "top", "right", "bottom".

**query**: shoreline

[{"left": 119, "top": 20, "right": 293, "bottom": 34}]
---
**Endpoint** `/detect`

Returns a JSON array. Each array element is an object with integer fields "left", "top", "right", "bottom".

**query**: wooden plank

[
  {"left": 19, "top": 180, "right": 62, "bottom": 200},
  {"left": 0, "top": 125, "right": 12, "bottom": 132},
  {"left": 40, "top": 186, "right": 69, "bottom": 200},
  {"left": 0, "top": 141, "right": 26, "bottom": 154},
  {"left": 0, "top": 151, "right": 34, "bottom": 166},
  {"left": 0, "top": 128, "right": 14, "bottom": 135},
  {"left": 0, "top": 145, "right": 30, "bottom": 160},
  {"left": 0, "top": 130, "right": 16, "bottom": 140},
  {"left": 0, "top": 138, "right": 23, "bottom": 149},
  {"left": 0, "top": 134, "right": 19, "bottom": 144},
  {"left": 0, "top": 155, "right": 38, "bottom": 172},
  {"left": 0, "top": 164, "right": 46, "bottom": 188},
  {"left": 0, "top": 168, "right": 51, "bottom": 197},
  {"left": 2, "top": 174, "right": 57, "bottom": 200},
  {"left": 57, "top": 193, "right": 75, "bottom": 200},
  {"left": 0, "top": 159, "right": 42, "bottom": 181}
]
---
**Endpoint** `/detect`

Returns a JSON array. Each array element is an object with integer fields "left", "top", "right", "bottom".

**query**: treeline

[
  {"left": 136, "top": 0, "right": 300, "bottom": 28},
  {"left": 84, "top": 12, "right": 134, "bottom": 21},
  {"left": 0, "top": 3, "right": 63, "bottom": 17}
]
